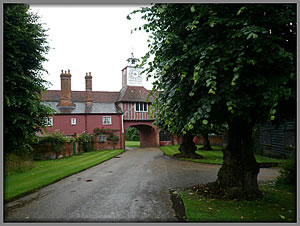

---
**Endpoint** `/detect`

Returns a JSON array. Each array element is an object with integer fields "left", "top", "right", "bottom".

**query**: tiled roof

[
  {"left": 42, "top": 90, "right": 120, "bottom": 103},
  {"left": 117, "top": 86, "right": 154, "bottom": 102},
  {"left": 43, "top": 102, "right": 122, "bottom": 114}
]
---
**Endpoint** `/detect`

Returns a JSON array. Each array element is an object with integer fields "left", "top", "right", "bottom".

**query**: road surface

[{"left": 4, "top": 147, "right": 279, "bottom": 222}]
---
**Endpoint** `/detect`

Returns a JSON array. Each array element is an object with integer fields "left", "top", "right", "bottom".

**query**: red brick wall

[
  {"left": 45, "top": 115, "right": 86, "bottom": 135},
  {"left": 93, "top": 133, "right": 122, "bottom": 150},
  {"left": 45, "top": 114, "right": 123, "bottom": 136},
  {"left": 194, "top": 135, "right": 224, "bottom": 146},
  {"left": 160, "top": 141, "right": 172, "bottom": 146},
  {"left": 86, "top": 115, "right": 122, "bottom": 134},
  {"left": 32, "top": 142, "right": 75, "bottom": 160}
]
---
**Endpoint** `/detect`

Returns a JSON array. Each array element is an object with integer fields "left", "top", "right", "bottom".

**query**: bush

[
  {"left": 5, "top": 152, "right": 35, "bottom": 175},
  {"left": 36, "top": 131, "right": 68, "bottom": 159},
  {"left": 77, "top": 131, "right": 94, "bottom": 152},
  {"left": 276, "top": 157, "right": 296, "bottom": 187},
  {"left": 107, "top": 133, "right": 119, "bottom": 144}
]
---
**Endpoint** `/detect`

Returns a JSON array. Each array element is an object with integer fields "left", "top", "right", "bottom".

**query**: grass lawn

[
  {"left": 5, "top": 149, "right": 124, "bottom": 201},
  {"left": 125, "top": 140, "right": 140, "bottom": 148},
  {"left": 180, "top": 183, "right": 296, "bottom": 222},
  {"left": 160, "top": 145, "right": 286, "bottom": 165}
]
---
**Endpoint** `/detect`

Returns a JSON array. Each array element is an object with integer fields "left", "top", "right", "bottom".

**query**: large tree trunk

[
  {"left": 199, "top": 132, "right": 213, "bottom": 150},
  {"left": 215, "top": 120, "right": 261, "bottom": 199},
  {"left": 175, "top": 132, "right": 202, "bottom": 159}
]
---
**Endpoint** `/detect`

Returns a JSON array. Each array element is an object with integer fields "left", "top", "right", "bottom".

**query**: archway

[
  {"left": 123, "top": 121, "right": 159, "bottom": 148},
  {"left": 125, "top": 127, "right": 140, "bottom": 148}
]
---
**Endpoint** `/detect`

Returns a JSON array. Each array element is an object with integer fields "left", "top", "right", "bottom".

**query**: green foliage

[
  {"left": 107, "top": 133, "right": 119, "bottom": 144},
  {"left": 180, "top": 184, "right": 295, "bottom": 222},
  {"left": 4, "top": 4, "right": 54, "bottom": 154},
  {"left": 161, "top": 145, "right": 286, "bottom": 165},
  {"left": 77, "top": 131, "right": 94, "bottom": 152},
  {"left": 94, "top": 127, "right": 119, "bottom": 135},
  {"left": 276, "top": 158, "right": 296, "bottom": 187},
  {"left": 132, "top": 4, "right": 296, "bottom": 134},
  {"left": 36, "top": 131, "right": 68, "bottom": 159},
  {"left": 125, "top": 127, "right": 140, "bottom": 141},
  {"left": 94, "top": 127, "right": 119, "bottom": 145},
  {"left": 5, "top": 152, "right": 35, "bottom": 175}
]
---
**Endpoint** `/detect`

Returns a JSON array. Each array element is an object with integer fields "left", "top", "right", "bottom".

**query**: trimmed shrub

[{"left": 77, "top": 131, "right": 94, "bottom": 152}]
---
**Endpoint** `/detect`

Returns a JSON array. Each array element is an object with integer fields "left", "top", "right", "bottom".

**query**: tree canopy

[
  {"left": 132, "top": 4, "right": 296, "bottom": 198},
  {"left": 134, "top": 4, "right": 296, "bottom": 133},
  {"left": 4, "top": 4, "right": 54, "bottom": 153}
]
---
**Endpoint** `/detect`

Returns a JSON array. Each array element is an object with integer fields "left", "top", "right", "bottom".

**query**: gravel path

[{"left": 4, "top": 147, "right": 279, "bottom": 222}]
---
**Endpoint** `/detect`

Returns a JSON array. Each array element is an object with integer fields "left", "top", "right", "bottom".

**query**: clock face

[{"left": 129, "top": 68, "right": 142, "bottom": 82}]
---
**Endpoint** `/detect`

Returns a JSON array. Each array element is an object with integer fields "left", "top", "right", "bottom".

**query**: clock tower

[{"left": 122, "top": 53, "right": 143, "bottom": 87}]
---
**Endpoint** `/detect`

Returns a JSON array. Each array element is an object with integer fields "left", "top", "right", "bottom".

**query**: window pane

[
  {"left": 103, "top": 116, "right": 111, "bottom": 125},
  {"left": 46, "top": 117, "right": 53, "bottom": 126},
  {"left": 71, "top": 118, "right": 76, "bottom": 125},
  {"left": 144, "top": 103, "right": 147, "bottom": 112},
  {"left": 136, "top": 103, "right": 139, "bottom": 111},
  {"left": 140, "top": 103, "right": 143, "bottom": 111}
]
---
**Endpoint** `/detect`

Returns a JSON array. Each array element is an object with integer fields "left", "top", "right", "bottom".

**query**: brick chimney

[
  {"left": 58, "top": 69, "right": 74, "bottom": 106},
  {"left": 85, "top": 72, "right": 93, "bottom": 107}
]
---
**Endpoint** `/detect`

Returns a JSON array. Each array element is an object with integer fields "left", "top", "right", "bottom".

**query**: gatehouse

[{"left": 42, "top": 54, "right": 164, "bottom": 149}]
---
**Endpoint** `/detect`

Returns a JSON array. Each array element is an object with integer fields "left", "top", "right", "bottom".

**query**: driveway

[{"left": 4, "top": 147, "right": 279, "bottom": 222}]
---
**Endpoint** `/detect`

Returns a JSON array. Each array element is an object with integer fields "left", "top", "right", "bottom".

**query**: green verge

[
  {"left": 125, "top": 140, "right": 140, "bottom": 148},
  {"left": 5, "top": 149, "right": 124, "bottom": 201},
  {"left": 160, "top": 145, "right": 286, "bottom": 165},
  {"left": 180, "top": 184, "right": 296, "bottom": 222}
]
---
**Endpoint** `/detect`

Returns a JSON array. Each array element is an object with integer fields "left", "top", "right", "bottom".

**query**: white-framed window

[
  {"left": 45, "top": 117, "right": 53, "bottom": 127},
  {"left": 135, "top": 102, "right": 148, "bottom": 112},
  {"left": 102, "top": 116, "right": 112, "bottom": 125},
  {"left": 97, "top": 135, "right": 107, "bottom": 143},
  {"left": 71, "top": 118, "right": 77, "bottom": 125}
]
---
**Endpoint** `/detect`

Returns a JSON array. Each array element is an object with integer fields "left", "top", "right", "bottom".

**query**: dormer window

[{"left": 135, "top": 102, "right": 148, "bottom": 112}]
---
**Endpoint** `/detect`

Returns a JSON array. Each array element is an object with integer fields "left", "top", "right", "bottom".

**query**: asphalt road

[{"left": 4, "top": 147, "right": 279, "bottom": 223}]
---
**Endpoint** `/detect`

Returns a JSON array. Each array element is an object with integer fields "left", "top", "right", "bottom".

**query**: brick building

[{"left": 42, "top": 54, "right": 162, "bottom": 149}]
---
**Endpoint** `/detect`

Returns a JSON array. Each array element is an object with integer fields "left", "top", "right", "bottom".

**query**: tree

[
  {"left": 4, "top": 4, "right": 54, "bottom": 154},
  {"left": 125, "top": 127, "right": 140, "bottom": 141},
  {"left": 133, "top": 4, "right": 296, "bottom": 198},
  {"left": 197, "top": 123, "right": 227, "bottom": 151}
]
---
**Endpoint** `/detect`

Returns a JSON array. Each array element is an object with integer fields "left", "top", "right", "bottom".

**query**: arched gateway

[
  {"left": 124, "top": 123, "right": 159, "bottom": 148},
  {"left": 41, "top": 53, "right": 164, "bottom": 149},
  {"left": 117, "top": 53, "right": 159, "bottom": 148}
]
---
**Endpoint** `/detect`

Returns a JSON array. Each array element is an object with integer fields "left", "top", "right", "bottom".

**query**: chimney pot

[
  {"left": 58, "top": 69, "right": 73, "bottom": 106},
  {"left": 85, "top": 72, "right": 93, "bottom": 106}
]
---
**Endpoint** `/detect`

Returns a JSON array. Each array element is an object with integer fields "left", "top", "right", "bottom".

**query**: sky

[{"left": 30, "top": 5, "right": 154, "bottom": 91}]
